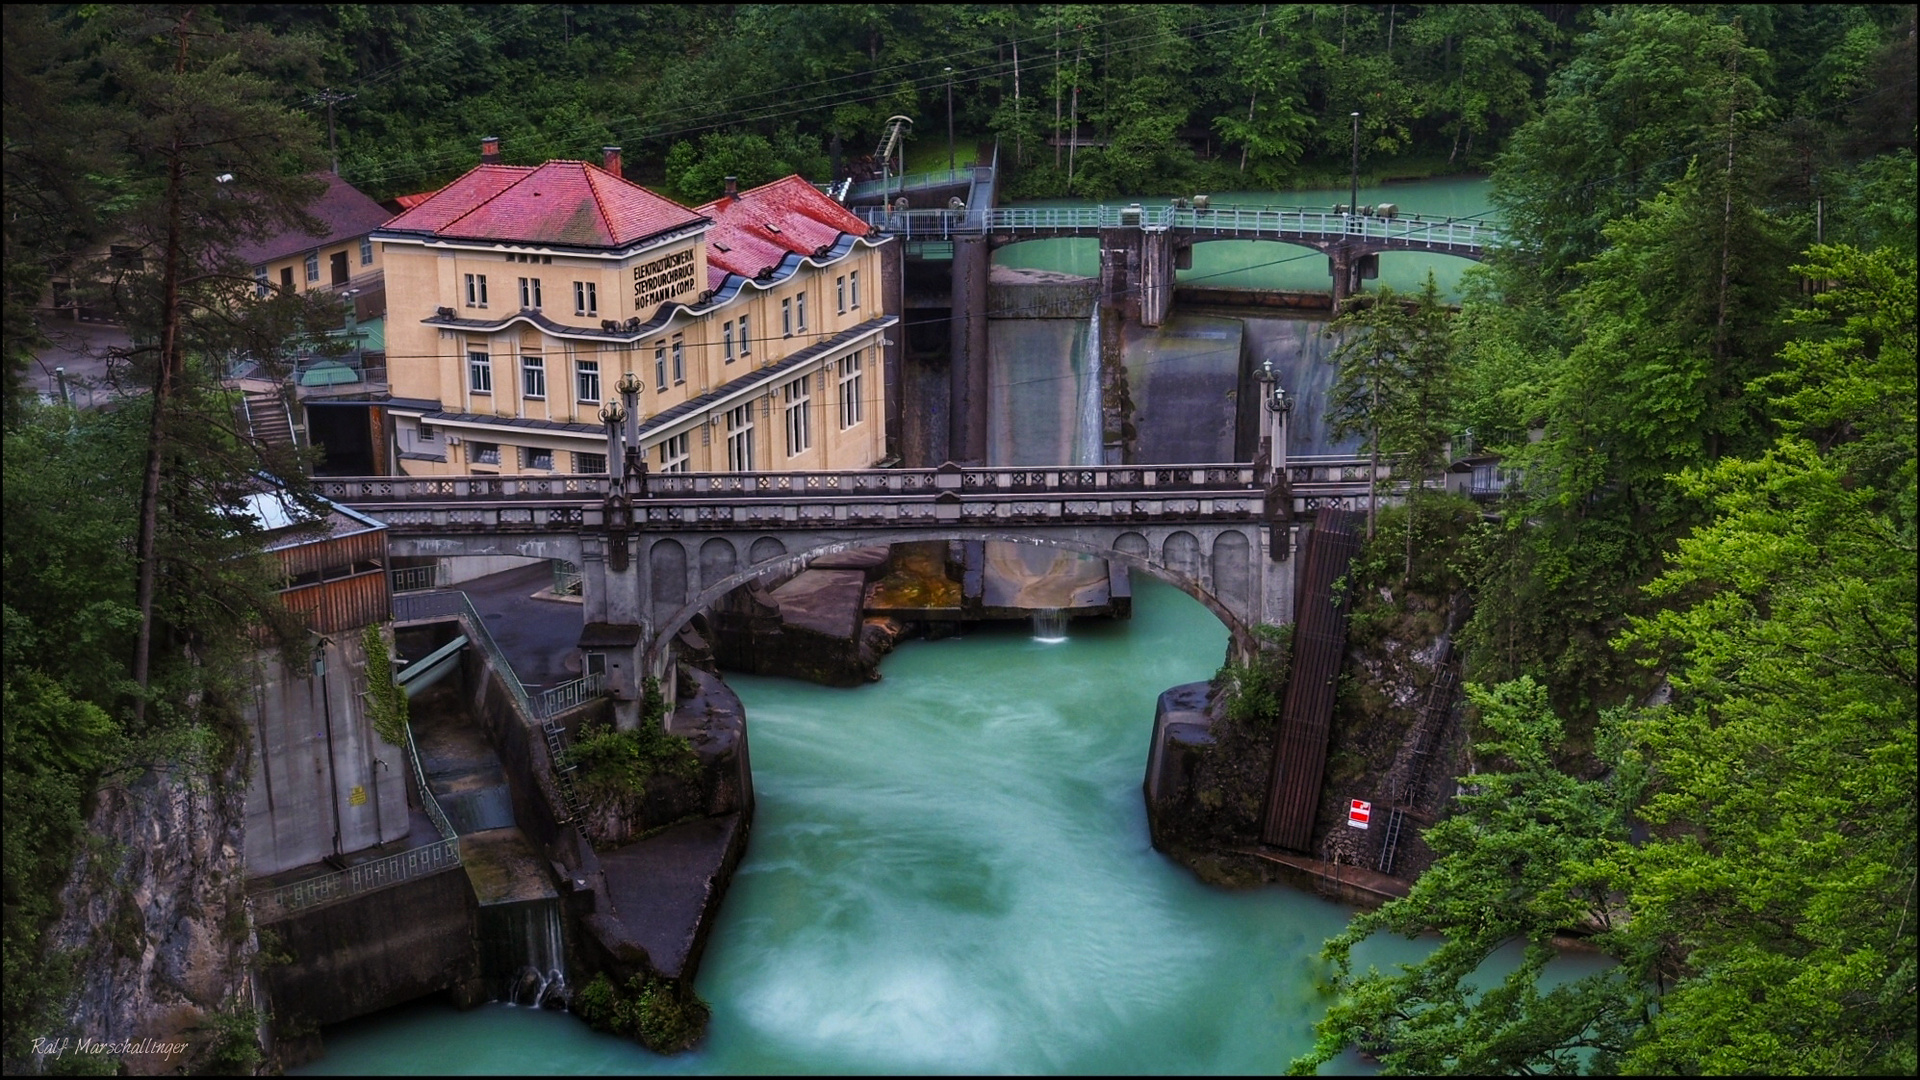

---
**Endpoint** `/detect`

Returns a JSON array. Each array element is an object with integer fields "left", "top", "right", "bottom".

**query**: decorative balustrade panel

[{"left": 252, "top": 837, "right": 462, "bottom": 923}]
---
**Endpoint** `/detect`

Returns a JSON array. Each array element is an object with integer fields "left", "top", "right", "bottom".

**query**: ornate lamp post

[{"left": 615, "top": 371, "right": 645, "bottom": 493}]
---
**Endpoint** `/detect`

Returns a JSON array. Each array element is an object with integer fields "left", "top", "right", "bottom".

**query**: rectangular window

[
  {"left": 468, "top": 350, "right": 493, "bottom": 393},
  {"left": 836, "top": 275, "right": 847, "bottom": 314},
  {"left": 519, "top": 277, "right": 543, "bottom": 309},
  {"left": 109, "top": 245, "right": 142, "bottom": 270},
  {"left": 574, "top": 451, "right": 608, "bottom": 474},
  {"left": 465, "top": 273, "right": 488, "bottom": 308},
  {"left": 658, "top": 432, "right": 690, "bottom": 473},
  {"left": 254, "top": 267, "right": 268, "bottom": 298},
  {"left": 360, "top": 236, "right": 374, "bottom": 266},
  {"left": 521, "top": 354, "right": 546, "bottom": 399},
  {"left": 281, "top": 266, "right": 294, "bottom": 291},
  {"left": 520, "top": 446, "right": 555, "bottom": 470},
  {"left": 726, "top": 403, "right": 754, "bottom": 472},
  {"left": 575, "top": 358, "right": 600, "bottom": 403},
  {"left": 781, "top": 298, "right": 792, "bottom": 337},
  {"left": 653, "top": 342, "right": 667, "bottom": 391},
  {"left": 838, "top": 350, "right": 864, "bottom": 429},
  {"left": 738, "top": 314, "right": 751, "bottom": 357},
  {"left": 796, "top": 290, "right": 807, "bottom": 332},
  {"left": 671, "top": 335, "right": 684, "bottom": 384},
  {"left": 472, "top": 442, "right": 501, "bottom": 466},
  {"left": 574, "top": 280, "right": 597, "bottom": 316},
  {"left": 783, "top": 377, "right": 812, "bottom": 457},
  {"left": 723, "top": 320, "right": 735, "bottom": 362},
  {"left": 418, "top": 423, "right": 436, "bottom": 443},
  {"left": 850, "top": 269, "right": 860, "bottom": 309},
  {"left": 305, "top": 251, "right": 320, "bottom": 283}
]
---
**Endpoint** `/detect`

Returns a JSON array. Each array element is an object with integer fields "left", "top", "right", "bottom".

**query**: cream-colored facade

[{"left": 376, "top": 160, "right": 892, "bottom": 478}]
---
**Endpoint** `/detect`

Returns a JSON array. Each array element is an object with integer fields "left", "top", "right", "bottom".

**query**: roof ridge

[{"left": 581, "top": 162, "right": 618, "bottom": 245}]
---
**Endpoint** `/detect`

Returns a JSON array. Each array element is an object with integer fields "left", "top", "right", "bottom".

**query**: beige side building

[{"left": 376, "top": 143, "right": 894, "bottom": 477}]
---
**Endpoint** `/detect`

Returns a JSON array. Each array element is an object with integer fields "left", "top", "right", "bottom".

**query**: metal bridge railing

[
  {"left": 251, "top": 836, "right": 462, "bottom": 923},
  {"left": 852, "top": 202, "right": 1501, "bottom": 250}
]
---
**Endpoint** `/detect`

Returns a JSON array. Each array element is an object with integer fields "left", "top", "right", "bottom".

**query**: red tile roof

[
  {"left": 233, "top": 172, "right": 394, "bottom": 266},
  {"left": 391, "top": 191, "right": 435, "bottom": 210},
  {"left": 698, "top": 175, "right": 874, "bottom": 282},
  {"left": 381, "top": 161, "right": 707, "bottom": 248}
]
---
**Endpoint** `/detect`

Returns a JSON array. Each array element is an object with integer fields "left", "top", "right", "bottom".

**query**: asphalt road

[{"left": 456, "top": 561, "right": 586, "bottom": 692}]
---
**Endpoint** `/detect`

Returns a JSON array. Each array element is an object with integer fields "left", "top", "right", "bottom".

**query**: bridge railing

[
  {"left": 316, "top": 474, "right": 603, "bottom": 502},
  {"left": 392, "top": 588, "right": 608, "bottom": 722},
  {"left": 250, "top": 836, "right": 462, "bottom": 924},
  {"left": 852, "top": 202, "right": 1501, "bottom": 250}
]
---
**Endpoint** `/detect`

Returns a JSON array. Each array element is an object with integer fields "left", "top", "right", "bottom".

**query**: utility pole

[
  {"left": 319, "top": 88, "right": 356, "bottom": 175},
  {"left": 945, "top": 66, "right": 956, "bottom": 173},
  {"left": 1349, "top": 111, "right": 1361, "bottom": 219}
]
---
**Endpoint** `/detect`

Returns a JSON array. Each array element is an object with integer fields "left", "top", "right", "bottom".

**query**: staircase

[
  {"left": 1376, "top": 644, "right": 1462, "bottom": 874},
  {"left": 240, "top": 389, "right": 299, "bottom": 454}
]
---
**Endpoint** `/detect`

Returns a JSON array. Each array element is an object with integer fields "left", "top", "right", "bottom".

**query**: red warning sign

[{"left": 1347, "top": 799, "right": 1372, "bottom": 829}]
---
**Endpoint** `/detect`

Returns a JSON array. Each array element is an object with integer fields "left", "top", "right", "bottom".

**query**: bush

[
  {"left": 561, "top": 679, "right": 699, "bottom": 803},
  {"left": 1215, "top": 624, "right": 1294, "bottom": 726},
  {"left": 573, "top": 971, "right": 710, "bottom": 1054}
]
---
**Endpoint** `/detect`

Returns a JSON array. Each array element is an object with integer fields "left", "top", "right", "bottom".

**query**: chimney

[
  {"left": 602, "top": 146, "right": 622, "bottom": 177},
  {"left": 480, "top": 136, "right": 501, "bottom": 164},
  {"left": 724, "top": 175, "right": 738, "bottom": 199}
]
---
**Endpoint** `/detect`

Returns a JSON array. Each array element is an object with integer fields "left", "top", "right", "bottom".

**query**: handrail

[
  {"left": 852, "top": 202, "right": 1501, "bottom": 249},
  {"left": 251, "top": 836, "right": 461, "bottom": 923},
  {"left": 391, "top": 589, "right": 610, "bottom": 722}
]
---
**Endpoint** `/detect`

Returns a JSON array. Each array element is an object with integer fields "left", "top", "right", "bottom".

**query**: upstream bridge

[{"left": 324, "top": 448, "right": 1398, "bottom": 725}]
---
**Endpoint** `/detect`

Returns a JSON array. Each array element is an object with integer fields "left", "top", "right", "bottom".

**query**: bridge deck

[{"left": 852, "top": 204, "right": 1497, "bottom": 253}]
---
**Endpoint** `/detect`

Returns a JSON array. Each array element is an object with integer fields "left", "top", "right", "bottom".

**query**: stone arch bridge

[{"left": 322, "top": 456, "right": 1393, "bottom": 726}]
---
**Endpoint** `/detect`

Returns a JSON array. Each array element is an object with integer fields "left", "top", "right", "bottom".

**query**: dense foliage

[{"left": 1291, "top": 6, "right": 1916, "bottom": 1075}]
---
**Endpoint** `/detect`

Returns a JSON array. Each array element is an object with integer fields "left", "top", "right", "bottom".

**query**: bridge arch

[{"left": 644, "top": 528, "right": 1263, "bottom": 682}]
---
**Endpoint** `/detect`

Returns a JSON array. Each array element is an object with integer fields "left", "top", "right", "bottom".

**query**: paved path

[{"left": 454, "top": 562, "right": 585, "bottom": 692}]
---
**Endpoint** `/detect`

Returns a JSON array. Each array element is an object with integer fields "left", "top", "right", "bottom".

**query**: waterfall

[
  {"left": 1032, "top": 609, "right": 1070, "bottom": 642},
  {"left": 483, "top": 898, "right": 568, "bottom": 1008},
  {"left": 1075, "top": 308, "right": 1104, "bottom": 466}
]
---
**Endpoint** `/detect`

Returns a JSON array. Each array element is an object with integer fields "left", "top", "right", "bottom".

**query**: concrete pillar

[
  {"left": 1098, "top": 228, "right": 1138, "bottom": 321},
  {"left": 1329, "top": 247, "right": 1352, "bottom": 307},
  {"left": 880, "top": 239, "right": 906, "bottom": 462},
  {"left": 949, "top": 235, "right": 991, "bottom": 464},
  {"left": 1139, "top": 230, "right": 1176, "bottom": 328}
]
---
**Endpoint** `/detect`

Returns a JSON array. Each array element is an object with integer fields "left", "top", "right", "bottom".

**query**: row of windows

[
  {"left": 253, "top": 239, "right": 376, "bottom": 296},
  {"left": 463, "top": 274, "right": 598, "bottom": 316},
  {"left": 456, "top": 440, "right": 604, "bottom": 473},
  {"left": 465, "top": 349, "right": 868, "bottom": 429}
]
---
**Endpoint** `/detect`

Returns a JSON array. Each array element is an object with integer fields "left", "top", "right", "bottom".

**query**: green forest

[{"left": 3, "top": 4, "right": 1915, "bottom": 1075}]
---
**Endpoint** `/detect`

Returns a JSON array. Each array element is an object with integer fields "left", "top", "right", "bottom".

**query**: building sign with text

[{"left": 632, "top": 247, "right": 699, "bottom": 315}]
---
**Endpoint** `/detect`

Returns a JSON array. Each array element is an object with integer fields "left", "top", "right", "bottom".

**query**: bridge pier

[{"left": 949, "top": 235, "right": 991, "bottom": 465}]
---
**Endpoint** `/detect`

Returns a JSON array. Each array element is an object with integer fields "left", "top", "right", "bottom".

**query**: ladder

[
  {"left": 541, "top": 719, "right": 586, "bottom": 825},
  {"left": 1376, "top": 807, "right": 1408, "bottom": 874}
]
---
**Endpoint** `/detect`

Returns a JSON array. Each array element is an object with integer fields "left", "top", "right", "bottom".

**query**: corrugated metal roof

[{"left": 381, "top": 161, "right": 707, "bottom": 248}]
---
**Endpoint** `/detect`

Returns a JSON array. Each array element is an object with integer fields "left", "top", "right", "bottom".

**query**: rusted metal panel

[
  {"left": 279, "top": 570, "right": 391, "bottom": 635},
  {"left": 1261, "top": 508, "right": 1363, "bottom": 852}
]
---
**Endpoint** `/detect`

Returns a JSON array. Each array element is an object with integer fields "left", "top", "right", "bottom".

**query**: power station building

[{"left": 374, "top": 141, "right": 896, "bottom": 478}]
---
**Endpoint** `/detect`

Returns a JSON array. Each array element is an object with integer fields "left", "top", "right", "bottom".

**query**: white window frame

[
  {"left": 781, "top": 297, "right": 792, "bottom": 337},
  {"left": 574, "top": 451, "right": 608, "bottom": 474},
  {"left": 574, "top": 280, "right": 597, "bottom": 316},
  {"left": 575, "top": 358, "right": 600, "bottom": 403},
  {"left": 521, "top": 445, "right": 555, "bottom": 470},
  {"left": 783, "top": 377, "right": 812, "bottom": 457},
  {"left": 796, "top": 290, "right": 807, "bottom": 332},
  {"left": 838, "top": 350, "right": 864, "bottom": 429},
  {"left": 654, "top": 341, "right": 667, "bottom": 391},
  {"left": 836, "top": 275, "right": 846, "bottom": 314},
  {"left": 472, "top": 442, "right": 501, "bottom": 466},
  {"left": 305, "top": 251, "right": 319, "bottom": 283},
  {"left": 519, "top": 277, "right": 543, "bottom": 309},
  {"left": 468, "top": 350, "right": 493, "bottom": 393},
  {"left": 850, "top": 268, "right": 860, "bottom": 309},
  {"left": 723, "top": 320, "right": 735, "bottom": 362},
  {"left": 360, "top": 236, "right": 374, "bottom": 266},
  {"left": 253, "top": 266, "right": 268, "bottom": 298},
  {"left": 738, "top": 314, "right": 752, "bottom": 357},
  {"left": 521, "top": 353, "right": 546, "bottom": 399},
  {"left": 725, "top": 403, "right": 755, "bottom": 472},
  {"left": 466, "top": 273, "right": 488, "bottom": 308},
  {"left": 671, "top": 334, "right": 685, "bottom": 384},
  {"left": 658, "top": 431, "right": 690, "bottom": 473}
]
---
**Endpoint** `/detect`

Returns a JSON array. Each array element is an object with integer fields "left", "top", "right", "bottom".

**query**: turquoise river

[{"left": 299, "top": 576, "right": 1608, "bottom": 1075}]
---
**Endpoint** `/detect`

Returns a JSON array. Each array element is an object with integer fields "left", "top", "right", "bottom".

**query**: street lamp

[
  {"left": 1349, "top": 112, "right": 1361, "bottom": 220},
  {"left": 945, "top": 67, "right": 956, "bottom": 173}
]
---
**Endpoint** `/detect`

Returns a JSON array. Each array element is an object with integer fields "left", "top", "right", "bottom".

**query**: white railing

[{"left": 853, "top": 203, "right": 1500, "bottom": 250}]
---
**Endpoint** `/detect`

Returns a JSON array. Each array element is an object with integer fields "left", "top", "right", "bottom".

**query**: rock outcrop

[{"left": 46, "top": 758, "right": 261, "bottom": 1075}]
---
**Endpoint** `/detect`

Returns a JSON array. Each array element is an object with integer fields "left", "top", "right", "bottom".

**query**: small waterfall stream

[
  {"left": 1075, "top": 308, "right": 1104, "bottom": 467},
  {"left": 481, "top": 898, "right": 568, "bottom": 1008},
  {"left": 1031, "top": 609, "right": 1070, "bottom": 642}
]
